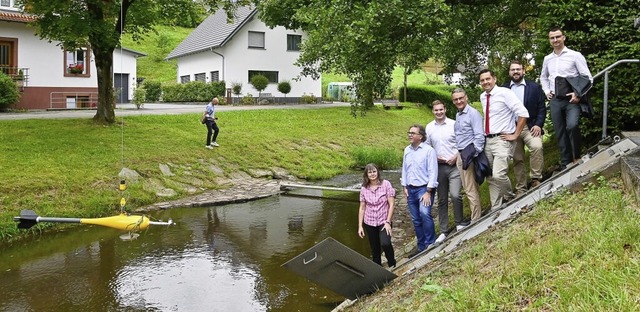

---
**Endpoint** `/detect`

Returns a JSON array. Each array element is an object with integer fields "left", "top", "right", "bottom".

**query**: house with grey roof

[
  {"left": 166, "top": 6, "right": 321, "bottom": 102},
  {"left": 0, "top": 3, "right": 145, "bottom": 109}
]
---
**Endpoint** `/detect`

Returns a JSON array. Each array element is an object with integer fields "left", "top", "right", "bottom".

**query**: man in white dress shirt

[
  {"left": 540, "top": 27, "right": 593, "bottom": 169},
  {"left": 478, "top": 69, "right": 529, "bottom": 210},
  {"left": 425, "top": 100, "right": 465, "bottom": 243}
]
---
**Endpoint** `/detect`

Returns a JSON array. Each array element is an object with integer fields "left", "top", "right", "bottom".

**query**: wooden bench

[{"left": 380, "top": 99, "right": 403, "bottom": 110}]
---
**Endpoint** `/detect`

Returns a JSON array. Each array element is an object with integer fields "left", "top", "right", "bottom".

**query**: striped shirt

[{"left": 360, "top": 179, "right": 396, "bottom": 226}]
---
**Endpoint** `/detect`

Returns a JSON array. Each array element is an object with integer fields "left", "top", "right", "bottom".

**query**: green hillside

[{"left": 120, "top": 26, "right": 194, "bottom": 83}]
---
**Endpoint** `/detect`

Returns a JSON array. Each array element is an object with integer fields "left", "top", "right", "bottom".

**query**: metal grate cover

[{"left": 282, "top": 237, "right": 397, "bottom": 300}]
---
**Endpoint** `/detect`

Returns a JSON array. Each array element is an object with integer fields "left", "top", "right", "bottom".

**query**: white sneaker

[
  {"left": 205, "top": 145, "right": 213, "bottom": 150},
  {"left": 456, "top": 225, "right": 467, "bottom": 232},
  {"left": 211, "top": 142, "right": 220, "bottom": 147},
  {"left": 435, "top": 233, "right": 446, "bottom": 244}
]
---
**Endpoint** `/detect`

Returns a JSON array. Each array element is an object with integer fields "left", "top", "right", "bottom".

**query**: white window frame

[{"left": 64, "top": 47, "right": 90, "bottom": 77}]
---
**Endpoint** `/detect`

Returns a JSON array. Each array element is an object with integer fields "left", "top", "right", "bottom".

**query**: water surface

[{"left": 0, "top": 192, "right": 370, "bottom": 311}]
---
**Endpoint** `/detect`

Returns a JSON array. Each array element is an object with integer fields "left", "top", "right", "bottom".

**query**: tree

[
  {"left": 434, "top": 0, "right": 640, "bottom": 141},
  {"left": 20, "top": 0, "right": 249, "bottom": 124},
  {"left": 532, "top": 0, "right": 640, "bottom": 142},
  {"left": 259, "top": 0, "right": 447, "bottom": 116},
  {"left": 231, "top": 82, "right": 242, "bottom": 104},
  {"left": 250, "top": 74, "right": 269, "bottom": 97},
  {"left": 278, "top": 81, "right": 291, "bottom": 98}
]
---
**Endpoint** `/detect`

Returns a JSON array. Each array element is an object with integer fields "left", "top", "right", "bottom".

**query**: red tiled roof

[{"left": 0, "top": 10, "right": 37, "bottom": 23}]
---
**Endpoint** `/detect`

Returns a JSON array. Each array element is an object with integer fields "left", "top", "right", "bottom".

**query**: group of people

[{"left": 357, "top": 27, "right": 593, "bottom": 268}]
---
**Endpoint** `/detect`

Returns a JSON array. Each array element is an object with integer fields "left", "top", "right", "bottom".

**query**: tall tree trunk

[{"left": 92, "top": 47, "right": 116, "bottom": 124}]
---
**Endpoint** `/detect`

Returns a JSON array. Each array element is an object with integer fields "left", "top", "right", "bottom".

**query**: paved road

[{"left": 0, "top": 102, "right": 351, "bottom": 120}]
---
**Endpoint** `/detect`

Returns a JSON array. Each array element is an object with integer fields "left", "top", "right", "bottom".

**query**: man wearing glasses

[
  {"left": 451, "top": 88, "right": 484, "bottom": 222},
  {"left": 401, "top": 124, "right": 438, "bottom": 257},
  {"left": 503, "top": 61, "right": 546, "bottom": 196},
  {"left": 540, "top": 27, "right": 592, "bottom": 169}
]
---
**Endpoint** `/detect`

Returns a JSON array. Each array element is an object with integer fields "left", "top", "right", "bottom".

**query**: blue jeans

[{"left": 406, "top": 186, "right": 436, "bottom": 251}]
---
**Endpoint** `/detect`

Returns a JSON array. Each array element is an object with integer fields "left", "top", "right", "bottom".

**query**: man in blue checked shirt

[{"left": 401, "top": 124, "right": 438, "bottom": 257}]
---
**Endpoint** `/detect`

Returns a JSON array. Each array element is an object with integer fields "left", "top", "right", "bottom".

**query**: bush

[
  {"left": 240, "top": 93, "right": 256, "bottom": 105},
  {"left": 0, "top": 72, "right": 20, "bottom": 111},
  {"left": 231, "top": 82, "right": 242, "bottom": 96},
  {"left": 161, "top": 80, "right": 226, "bottom": 102},
  {"left": 143, "top": 80, "right": 162, "bottom": 102},
  {"left": 250, "top": 75, "right": 269, "bottom": 94},
  {"left": 278, "top": 81, "right": 292, "bottom": 97},
  {"left": 398, "top": 85, "right": 458, "bottom": 118},
  {"left": 300, "top": 93, "right": 317, "bottom": 104},
  {"left": 132, "top": 88, "right": 146, "bottom": 109}
]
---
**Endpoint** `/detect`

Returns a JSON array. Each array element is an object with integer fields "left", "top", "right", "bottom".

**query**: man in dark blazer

[{"left": 502, "top": 60, "right": 546, "bottom": 195}]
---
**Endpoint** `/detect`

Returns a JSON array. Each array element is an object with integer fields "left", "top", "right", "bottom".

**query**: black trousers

[
  {"left": 205, "top": 120, "right": 219, "bottom": 145},
  {"left": 550, "top": 97, "right": 581, "bottom": 165},
  {"left": 363, "top": 223, "right": 396, "bottom": 267}
]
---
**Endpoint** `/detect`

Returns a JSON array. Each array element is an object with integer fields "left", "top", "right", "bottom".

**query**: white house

[
  {"left": 166, "top": 6, "right": 321, "bottom": 101},
  {"left": 0, "top": 4, "right": 145, "bottom": 109}
]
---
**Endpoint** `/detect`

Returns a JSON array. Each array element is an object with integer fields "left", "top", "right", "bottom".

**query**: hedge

[
  {"left": 161, "top": 81, "right": 226, "bottom": 102},
  {"left": 398, "top": 85, "right": 457, "bottom": 118}
]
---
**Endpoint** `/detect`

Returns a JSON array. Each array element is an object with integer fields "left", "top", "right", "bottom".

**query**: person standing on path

[
  {"left": 204, "top": 97, "right": 220, "bottom": 149},
  {"left": 425, "top": 100, "right": 464, "bottom": 243},
  {"left": 479, "top": 69, "right": 529, "bottom": 210},
  {"left": 452, "top": 88, "right": 484, "bottom": 222},
  {"left": 502, "top": 60, "right": 546, "bottom": 195},
  {"left": 401, "top": 124, "right": 438, "bottom": 256},
  {"left": 540, "top": 27, "right": 593, "bottom": 169},
  {"left": 357, "top": 163, "right": 397, "bottom": 268}
]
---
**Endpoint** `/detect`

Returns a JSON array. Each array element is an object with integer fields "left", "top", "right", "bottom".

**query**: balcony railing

[{"left": 0, "top": 66, "right": 29, "bottom": 89}]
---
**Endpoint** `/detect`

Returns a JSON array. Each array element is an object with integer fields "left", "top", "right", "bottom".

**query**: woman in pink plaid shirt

[{"left": 357, "top": 163, "right": 396, "bottom": 268}]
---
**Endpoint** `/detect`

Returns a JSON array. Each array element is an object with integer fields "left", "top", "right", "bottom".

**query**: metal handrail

[{"left": 593, "top": 59, "right": 640, "bottom": 139}]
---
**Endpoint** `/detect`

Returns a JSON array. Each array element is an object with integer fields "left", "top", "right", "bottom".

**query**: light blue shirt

[
  {"left": 454, "top": 104, "right": 485, "bottom": 155},
  {"left": 401, "top": 142, "right": 438, "bottom": 189},
  {"left": 540, "top": 46, "right": 593, "bottom": 95},
  {"left": 509, "top": 80, "right": 526, "bottom": 103},
  {"left": 205, "top": 103, "right": 215, "bottom": 119}
]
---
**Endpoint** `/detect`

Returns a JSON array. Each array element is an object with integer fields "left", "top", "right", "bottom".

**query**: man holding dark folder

[{"left": 540, "top": 27, "right": 593, "bottom": 169}]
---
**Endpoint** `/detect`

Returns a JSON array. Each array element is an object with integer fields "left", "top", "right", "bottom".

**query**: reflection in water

[{"left": 0, "top": 192, "right": 369, "bottom": 312}]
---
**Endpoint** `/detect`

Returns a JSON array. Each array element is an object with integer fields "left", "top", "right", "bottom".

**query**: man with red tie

[{"left": 478, "top": 69, "right": 529, "bottom": 210}]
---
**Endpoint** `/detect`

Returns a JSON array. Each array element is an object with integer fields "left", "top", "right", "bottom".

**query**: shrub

[
  {"left": 398, "top": 85, "right": 458, "bottom": 118},
  {"left": 250, "top": 74, "right": 269, "bottom": 95},
  {"left": 132, "top": 88, "right": 146, "bottom": 109},
  {"left": 231, "top": 82, "right": 242, "bottom": 105},
  {"left": 240, "top": 93, "right": 256, "bottom": 105},
  {"left": 161, "top": 80, "right": 226, "bottom": 102},
  {"left": 278, "top": 81, "right": 292, "bottom": 97},
  {"left": 300, "top": 93, "right": 317, "bottom": 104},
  {"left": 143, "top": 80, "right": 162, "bottom": 102},
  {"left": 0, "top": 72, "right": 20, "bottom": 111},
  {"left": 231, "top": 82, "right": 242, "bottom": 96}
]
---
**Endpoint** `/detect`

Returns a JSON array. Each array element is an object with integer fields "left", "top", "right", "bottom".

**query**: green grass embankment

[{"left": 346, "top": 176, "right": 640, "bottom": 311}]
